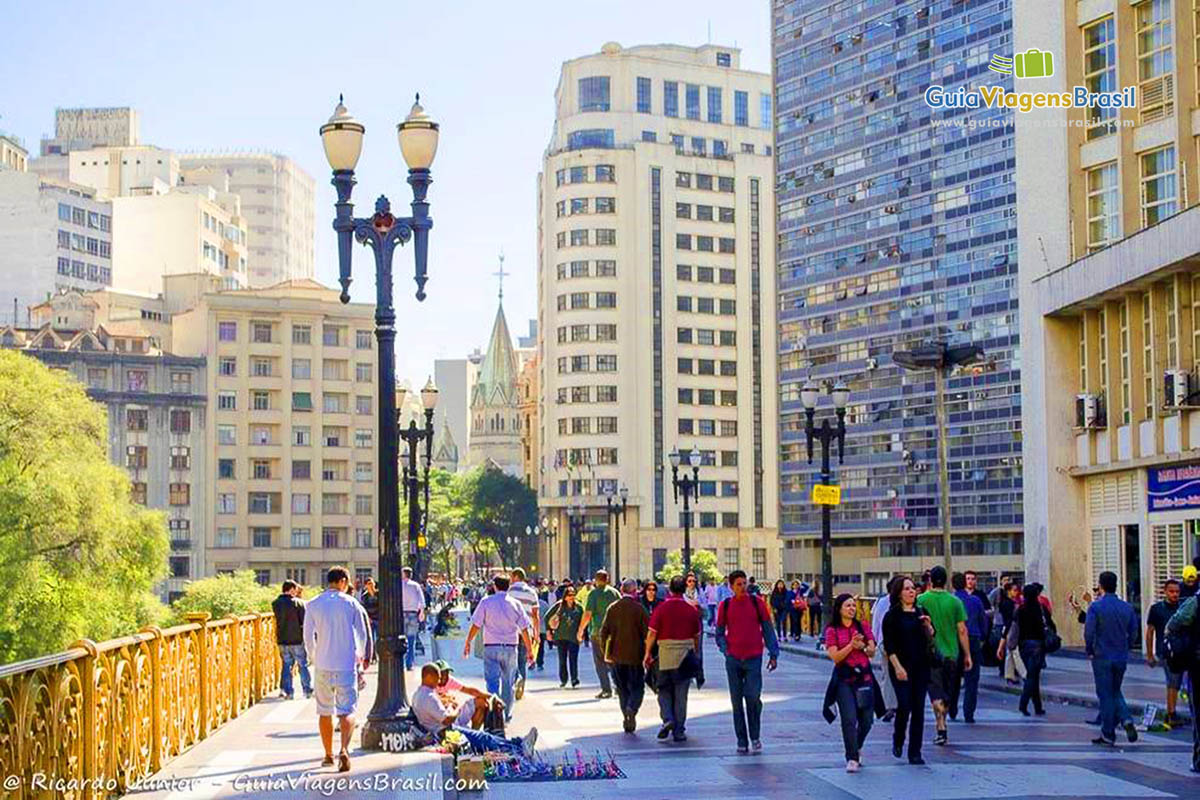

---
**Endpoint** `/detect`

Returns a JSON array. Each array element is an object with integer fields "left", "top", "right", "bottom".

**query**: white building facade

[{"left": 538, "top": 42, "right": 780, "bottom": 581}]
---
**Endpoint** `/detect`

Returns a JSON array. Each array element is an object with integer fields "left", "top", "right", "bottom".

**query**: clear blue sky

[{"left": 0, "top": 0, "right": 769, "bottom": 383}]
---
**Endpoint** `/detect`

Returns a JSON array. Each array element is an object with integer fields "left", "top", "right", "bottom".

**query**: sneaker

[
  {"left": 882, "top": 710, "right": 896, "bottom": 723},
  {"left": 281, "top": 692, "right": 294, "bottom": 700},
  {"left": 1124, "top": 721, "right": 1138, "bottom": 743},
  {"left": 736, "top": 743, "right": 749, "bottom": 755},
  {"left": 656, "top": 722, "right": 673, "bottom": 740},
  {"left": 1034, "top": 709, "right": 1046, "bottom": 717},
  {"left": 559, "top": 682, "right": 567, "bottom": 689},
  {"left": 908, "top": 756, "right": 926, "bottom": 766},
  {"left": 515, "top": 678, "right": 525, "bottom": 701},
  {"left": 672, "top": 733, "right": 687, "bottom": 743},
  {"left": 964, "top": 717, "right": 976, "bottom": 724},
  {"left": 303, "top": 692, "right": 313, "bottom": 700},
  {"left": 751, "top": 739, "right": 762, "bottom": 752},
  {"left": 893, "top": 744, "right": 904, "bottom": 759},
  {"left": 622, "top": 712, "right": 636, "bottom": 733},
  {"left": 845, "top": 760, "right": 860, "bottom": 773},
  {"left": 934, "top": 731, "right": 948, "bottom": 747},
  {"left": 596, "top": 690, "right": 612, "bottom": 699},
  {"left": 1091, "top": 736, "right": 1115, "bottom": 747},
  {"left": 521, "top": 727, "right": 539, "bottom": 758},
  {"left": 570, "top": 679, "right": 580, "bottom": 688}
]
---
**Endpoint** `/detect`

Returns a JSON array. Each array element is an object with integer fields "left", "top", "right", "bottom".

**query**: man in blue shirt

[
  {"left": 952, "top": 572, "right": 987, "bottom": 724},
  {"left": 1085, "top": 570, "right": 1141, "bottom": 746}
]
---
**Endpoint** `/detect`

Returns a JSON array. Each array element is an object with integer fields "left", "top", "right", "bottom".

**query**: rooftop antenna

[
  {"left": 492, "top": 252, "right": 509, "bottom": 305},
  {"left": 707, "top": 20, "right": 712, "bottom": 44}
]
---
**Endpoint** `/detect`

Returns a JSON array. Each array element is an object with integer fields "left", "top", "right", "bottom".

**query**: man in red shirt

[
  {"left": 644, "top": 574, "right": 702, "bottom": 743},
  {"left": 716, "top": 569, "right": 779, "bottom": 754}
]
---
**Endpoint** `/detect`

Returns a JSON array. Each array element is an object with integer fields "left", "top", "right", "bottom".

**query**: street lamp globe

[
  {"left": 397, "top": 95, "right": 440, "bottom": 170},
  {"left": 831, "top": 380, "right": 850, "bottom": 410},
  {"left": 525, "top": 525, "right": 532, "bottom": 536},
  {"left": 319, "top": 97, "right": 365, "bottom": 172},
  {"left": 668, "top": 448, "right": 682, "bottom": 469},
  {"left": 688, "top": 447, "right": 702, "bottom": 469},
  {"left": 619, "top": 484, "right": 629, "bottom": 501},
  {"left": 541, "top": 516, "right": 549, "bottom": 529},
  {"left": 800, "top": 378, "right": 820, "bottom": 410},
  {"left": 420, "top": 376, "right": 439, "bottom": 410}
]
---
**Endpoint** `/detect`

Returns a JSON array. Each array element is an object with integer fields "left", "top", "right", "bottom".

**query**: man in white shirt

[
  {"left": 401, "top": 566, "right": 426, "bottom": 670},
  {"left": 871, "top": 578, "right": 897, "bottom": 719},
  {"left": 463, "top": 575, "right": 535, "bottom": 722},
  {"left": 411, "top": 664, "right": 537, "bottom": 756},
  {"left": 507, "top": 568, "right": 540, "bottom": 700},
  {"left": 303, "top": 566, "right": 369, "bottom": 772}
]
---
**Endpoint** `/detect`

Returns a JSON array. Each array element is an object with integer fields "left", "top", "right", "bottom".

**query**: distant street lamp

[
  {"left": 668, "top": 447, "right": 702, "bottom": 575},
  {"left": 527, "top": 515, "right": 557, "bottom": 579},
  {"left": 605, "top": 484, "right": 629, "bottom": 580},
  {"left": 320, "top": 93, "right": 439, "bottom": 748},
  {"left": 801, "top": 379, "right": 849, "bottom": 627},
  {"left": 892, "top": 342, "right": 986, "bottom": 574},
  {"left": 398, "top": 377, "right": 438, "bottom": 582}
]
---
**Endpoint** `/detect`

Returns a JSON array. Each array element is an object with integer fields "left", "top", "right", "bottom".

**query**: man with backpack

[
  {"left": 714, "top": 569, "right": 779, "bottom": 754},
  {"left": 1165, "top": 590, "right": 1200, "bottom": 772}
]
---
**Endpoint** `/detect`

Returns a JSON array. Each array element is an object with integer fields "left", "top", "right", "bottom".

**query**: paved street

[{"left": 128, "top": 610, "right": 1197, "bottom": 799}]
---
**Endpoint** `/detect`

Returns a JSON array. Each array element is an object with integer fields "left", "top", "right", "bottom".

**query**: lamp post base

[{"left": 361, "top": 714, "right": 421, "bottom": 752}]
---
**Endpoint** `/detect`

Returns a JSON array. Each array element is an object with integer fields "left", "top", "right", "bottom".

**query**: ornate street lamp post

[
  {"left": 801, "top": 379, "right": 849, "bottom": 628},
  {"left": 605, "top": 485, "right": 628, "bottom": 580},
  {"left": 398, "top": 377, "right": 439, "bottom": 582},
  {"left": 319, "top": 94, "right": 439, "bottom": 749},
  {"left": 668, "top": 447, "right": 702, "bottom": 576}
]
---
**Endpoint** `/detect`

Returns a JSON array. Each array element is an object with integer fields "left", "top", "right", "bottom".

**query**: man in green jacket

[{"left": 579, "top": 569, "right": 621, "bottom": 699}]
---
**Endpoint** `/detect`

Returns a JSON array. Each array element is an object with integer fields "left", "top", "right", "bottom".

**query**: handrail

[{"left": 0, "top": 611, "right": 280, "bottom": 799}]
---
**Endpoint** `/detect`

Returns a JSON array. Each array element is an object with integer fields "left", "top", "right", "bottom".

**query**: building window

[
  {"left": 664, "top": 81, "right": 679, "bottom": 117},
  {"left": 251, "top": 390, "right": 271, "bottom": 411},
  {"left": 251, "top": 357, "right": 273, "bottom": 377},
  {"left": 355, "top": 362, "right": 372, "bottom": 382},
  {"left": 170, "top": 446, "right": 191, "bottom": 470},
  {"left": 1082, "top": 17, "right": 1118, "bottom": 139},
  {"left": 355, "top": 329, "right": 372, "bottom": 349},
  {"left": 126, "top": 370, "right": 149, "bottom": 392},
  {"left": 130, "top": 482, "right": 147, "bottom": 505},
  {"left": 734, "top": 90, "right": 749, "bottom": 126},
  {"left": 170, "top": 371, "right": 192, "bottom": 394},
  {"left": 292, "top": 392, "right": 313, "bottom": 411},
  {"left": 355, "top": 429, "right": 373, "bottom": 448},
  {"left": 292, "top": 492, "right": 311, "bottom": 514},
  {"left": 1144, "top": 293, "right": 1155, "bottom": 419},
  {"left": 578, "top": 76, "right": 611, "bottom": 112},
  {"left": 252, "top": 527, "right": 272, "bottom": 548},
  {"left": 596, "top": 355, "right": 617, "bottom": 372},
  {"left": 760, "top": 92, "right": 772, "bottom": 129},
  {"left": 686, "top": 84, "right": 700, "bottom": 119},
  {"left": 251, "top": 322, "right": 273, "bottom": 343},
  {"left": 215, "top": 527, "right": 236, "bottom": 548},
  {"left": 293, "top": 459, "right": 311, "bottom": 480},
  {"left": 322, "top": 527, "right": 342, "bottom": 549},
  {"left": 217, "top": 425, "right": 236, "bottom": 445},
  {"left": 1086, "top": 163, "right": 1120, "bottom": 251},
  {"left": 355, "top": 495, "right": 372, "bottom": 515},
  {"left": 254, "top": 569, "right": 271, "bottom": 586},
  {"left": 596, "top": 291, "right": 617, "bottom": 309},
  {"left": 218, "top": 321, "right": 237, "bottom": 342},
  {"left": 291, "top": 529, "right": 313, "bottom": 551},
  {"left": 568, "top": 129, "right": 615, "bottom": 150},
  {"left": 636, "top": 76, "right": 652, "bottom": 112},
  {"left": 169, "top": 483, "right": 190, "bottom": 506},
  {"left": 752, "top": 548, "right": 767, "bottom": 577},
  {"left": 292, "top": 324, "right": 312, "bottom": 344},
  {"left": 322, "top": 325, "right": 344, "bottom": 347},
  {"left": 169, "top": 409, "right": 191, "bottom": 433},
  {"left": 1140, "top": 145, "right": 1177, "bottom": 227},
  {"left": 126, "top": 408, "right": 148, "bottom": 432},
  {"left": 1136, "top": 0, "right": 1174, "bottom": 123},
  {"left": 219, "top": 356, "right": 237, "bottom": 376},
  {"left": 707, "top": 87, "right": 722, "bottom": 123},
  {"left": 292, "top": 358, "right": 311, "bottom": 379}
]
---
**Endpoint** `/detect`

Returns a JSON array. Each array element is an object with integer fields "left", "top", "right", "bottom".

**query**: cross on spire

[{"left": 493, "top": 252, "right": 509, "bottom": 304}]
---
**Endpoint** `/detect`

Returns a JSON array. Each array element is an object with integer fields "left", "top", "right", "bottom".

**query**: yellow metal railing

[{"left": 0, "top": 611, "right": 280, "bottom": 799}]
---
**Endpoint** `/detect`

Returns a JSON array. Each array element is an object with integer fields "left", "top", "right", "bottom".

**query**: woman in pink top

[{"left": 824, "top": 593, "right": 876, "bottom": 773}]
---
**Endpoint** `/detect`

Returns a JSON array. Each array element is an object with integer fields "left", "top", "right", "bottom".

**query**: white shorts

[{"left": 314, "top": 669, "right": 359, "bottom": 717}]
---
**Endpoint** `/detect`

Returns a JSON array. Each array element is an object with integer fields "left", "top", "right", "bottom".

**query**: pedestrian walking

[
  {"left": 715, "top": 569, "right": 779, "bottom": 754},
  {"left": 683, "top": 573, "right": 704, "bottom": 622},
  {"left": 507, "top": 568, "right": 541, "bottom": 701},
  {"left": 359, "top": 577, "right": 380, "bottom": 661},
  {"left": 401, "top": 566, "right": 426, "bottom": 670},
  {"left": 916, "top": 566, "right": 970, "bottom": 746},
  {"left": 997, "top": 581, "right": 1026, "bottom": 685},
  {"left": 952, "top": 571, "right": 986, "bottom": 723},
  {"left": 1146, "top": 578, "right": 1184, "bottom": 726},
  {"left": 645, "top": 575, "right": 703, "bottom": 743},
  {"left": 599, "top": 578, "right": 651, "bottom": 733},
  {"left": 535, "top": 587, "right": 550, "bottom": 672},
  {"left": 1164, "top": 591, "right": 1200, "bottom": 772},
  {"left": 870, "top": 578, "right": 897, "bottom": 721},
  {"left": 463, "top": 575, "right": 536, "bottom": 723},
  {"left": 272, "top": 579, "right": 313, "bottom": 700},
  {"left": 807, "top": 583, "right": 824, "bottom": 636},
  {"left": 789, "top": 580, "right": 807, "bottom": 641},
  {"left": 703, "top": 580, "right": 718, "bottom": 631},
  {"left": 579, "top": 569, "right": 620, "bottom": 699},
  {"left": 769, "top": 580, "right": 790, "bottom": 643},
  {"left": 883, "top": 576, "right": 932, "bottom": 765},
  {"left": 640, "top": 580, "right": 663, "bottom": 615},
  {"left": 823, "top": 593, "right": 879, "bottom": 772},
  {"left": 546, "top": 585, "right": 584, "bottom": 687},
  {"left": 1003, "top": 582, "right": 1052, "bottom": 716},
  {"left": 1085, "top": 571, "right": 1140, "bottom": 746},
  {"left": 302, "top": 567, "right": 369, "bottom": 773}
]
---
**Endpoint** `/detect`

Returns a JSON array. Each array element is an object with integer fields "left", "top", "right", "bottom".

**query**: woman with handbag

[
  {"left": 1004, "top": 583, "right": 1053, "bottom": 716},
  {"left": 545, "top": 586, "right": 584, "bottom": 688},
  {"left": 882, "top": 576, "right": 932, "bottom": 765},
  {"left": 790, "top": 580, "right": 807, "bottom": 641},
  {"left": 770, "top": 580, "right": 791, "bottom": 642},
  {"left": 824, "top": 593, "right": 878, "bottom": 772}
]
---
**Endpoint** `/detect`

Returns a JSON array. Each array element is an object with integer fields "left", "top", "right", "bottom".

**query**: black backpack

[{"left": 1163, "top": 599, "right": 1198, "bottom": 672}]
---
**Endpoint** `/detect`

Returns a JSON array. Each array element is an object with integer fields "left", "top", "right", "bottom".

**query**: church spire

[{"left": 493, "top": 252, "right": 509, "bottom": 305}]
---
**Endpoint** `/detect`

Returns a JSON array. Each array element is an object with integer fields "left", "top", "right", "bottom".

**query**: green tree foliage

[
  {"left": 0, "top": 351, "right": 169, "bottom": 664},
  {"left": 457, "top": 465, "right": 537, "bottom": 569},
  {"left": 169, "top": 570, "right": 281, "bottom": 622},
  {"left": 422, "top": 468, "right": 468, "bottom": 579},
  {"left": 655, "top": 549, "right": 722, "bottom": 585}
]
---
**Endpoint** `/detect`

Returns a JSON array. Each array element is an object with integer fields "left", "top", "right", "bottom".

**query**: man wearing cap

[
  {"left": 428, "top": 660, "right": 499, "bottom": 730},
  {"left": 1181, "top": 564, "right": 1199, "bottom": 599},
  {"left": 411, "top": 664, "right": 538, "bottom": 757}
]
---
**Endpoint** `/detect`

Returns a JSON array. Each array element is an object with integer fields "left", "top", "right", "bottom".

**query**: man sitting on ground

[
  {"left": 431, "top": 660, "right": 503, "bottom": 729},
  {"left": 411, "top": 664, "right": 538, "bottom": 756}
]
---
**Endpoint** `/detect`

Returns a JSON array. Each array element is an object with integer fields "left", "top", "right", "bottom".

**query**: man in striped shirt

[{"left": 508, "top": 568, "right": 540, "bottom": 700}]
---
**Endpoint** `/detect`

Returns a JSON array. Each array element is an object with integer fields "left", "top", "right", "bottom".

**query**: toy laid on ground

[{"left": 474, "top": 748, "right": 624, "bottom": 782}]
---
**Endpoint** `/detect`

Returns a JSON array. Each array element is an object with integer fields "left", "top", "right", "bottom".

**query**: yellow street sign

[{"left": 812, "top": 484, "right": 842, "bottom": 506}]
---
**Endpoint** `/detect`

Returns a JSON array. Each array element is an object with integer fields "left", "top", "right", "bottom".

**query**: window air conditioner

[
  {"left": 1164, "top": 369, "right": 1193, "bottom": 408},
  {"left": 1075, "top": 393, "right": 1106, "bottom": 429}
]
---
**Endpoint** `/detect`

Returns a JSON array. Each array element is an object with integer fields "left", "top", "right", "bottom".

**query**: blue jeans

[
  {"left": 279, "top": 644, "right": 312, "bottom": 697},
  {"left": 960, "top": 635, "right": 982, "bottom": 721},
  {"left": 517, "top": 641, "right": 528, "bottom": 685},
  {"left": 403, "top": 613, "right": 421, "bottom": 670},
  {"left": 1092, "top": 658, "right": 1131, "bottom": 741},
  {"left": 483, "top": 644, "right": 518, "bottom": 721},
  {"left": 451, "top": 725, "right": 524, "bottom": 755},
  {"left": 1019, "top": 640, "right": 1045, "bottom": 713},
  {"left": 725, "top": 656, "right": 763, "bottom": 746}
]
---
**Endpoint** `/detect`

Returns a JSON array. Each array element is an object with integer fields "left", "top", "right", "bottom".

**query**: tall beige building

[
  {"left": 1017, "top": 0, "right": 1200, "bottom": 639},
  {"left": 178, "top": 153, "right": 316, "bottom": 286},
  {"left": 538, "top": 42, "right": 779, "bottom": 581},
  {"left": 171, "top": 280, "right": 379, "bottom": 588}
]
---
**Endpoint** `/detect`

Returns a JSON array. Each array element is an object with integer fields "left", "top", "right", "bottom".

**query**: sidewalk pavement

[{"left": 770, "top": 633, "right": 1187, "bottom": 718}]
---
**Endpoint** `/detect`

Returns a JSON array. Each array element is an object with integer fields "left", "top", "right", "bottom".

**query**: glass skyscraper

[{"left": 773, "top": 0, "right": 1024, "bottom": 594}]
